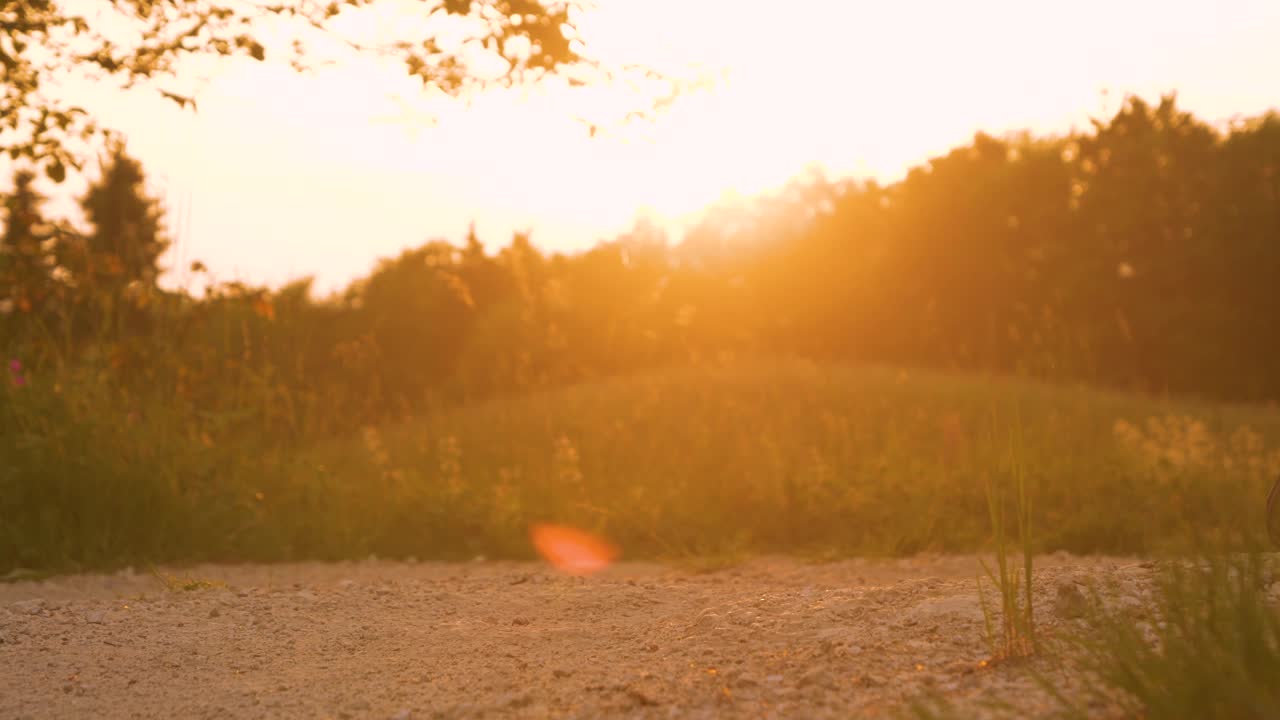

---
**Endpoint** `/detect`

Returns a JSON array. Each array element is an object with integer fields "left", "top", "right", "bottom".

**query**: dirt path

[{"left": 0, "top": 554, "right": 1152, "bottom": 719}]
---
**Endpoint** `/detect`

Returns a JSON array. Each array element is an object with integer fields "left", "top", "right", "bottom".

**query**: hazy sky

[{"left": 27, "top": 0, "right": 1280, "bottom": 294}]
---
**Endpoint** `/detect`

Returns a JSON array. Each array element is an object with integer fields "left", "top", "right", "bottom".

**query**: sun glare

[
  {"left": 37, "top": 0, "right": 1280, "bottom": 291},
  {"left": 530, "top": 524, "right": 619, "bottom": 576}
]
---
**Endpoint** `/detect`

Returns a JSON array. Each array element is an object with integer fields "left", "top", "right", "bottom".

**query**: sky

[{"left": 25, "top": 0, "right": 1280, "bottom": 295}]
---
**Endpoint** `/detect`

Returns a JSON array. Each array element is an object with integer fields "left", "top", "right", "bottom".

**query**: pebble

[
  {"left": 1117, "top": 594, "right": 1148, "bottom": 618},
  {"left": 799, "top": 668, "right": 833, "bottom": 688},
  {"left": 10, "top": 600, "right": 44, "bottom": 615},
  {"left": 390, "top": 710, "right": 412, "bottom": 720},
  {"left": 691, "top": 609, "right": 719, "bottom": 629},
  {"left": 1053, "top": 580, "right": 1090, "bottom": 620},
  {"left": 909, "top": 594, "right": 985, "bottom": 623},
  {"left": 85, "top": 610, "right": 106, "bottom": 624}
]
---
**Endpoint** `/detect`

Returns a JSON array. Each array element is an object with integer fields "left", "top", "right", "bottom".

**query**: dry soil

[{"left": 0, "top": 554, "right": 1175, "bottom": 719}]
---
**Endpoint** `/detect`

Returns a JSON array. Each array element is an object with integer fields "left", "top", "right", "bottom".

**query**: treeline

[{"left": 2, "top": 94, "right": 1278, "bottom": 443}]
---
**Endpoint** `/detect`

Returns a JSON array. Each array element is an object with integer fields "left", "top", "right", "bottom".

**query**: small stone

[
  {"left": 295, "top": 590, "right": 317, "bottom": 601},
  {"left": 852, "top": 674, "right": 880, "bottom": 688},
  {"left": 500, "top": 692, "right": 531, "bottom": 708},
  {"left": 390, "top": 710, "right": 412, "bottom": 720},
  {"left": 1117, "top": 594, "right": 1147, "bottom": 618},
  {"left": 1054, "top": 580, "right": 1090, "bottom": 620},
  {"left": 208, "top": 606, "right": 221, "bottom": 618},
  {"left": 909, "top": 595, "right": 985, "bottom": 623},
  {"left": 512, "top": 617, "right": 530, "bottom": 626},
  {"left": 85, "top": 610, "right": 106, "bottom": 624},
  {"left": 692, "top": 609, "right": 719, "bottom": 629},
  {"left": 10, "top": 599, "right": 44, "bottom": 615},
  {"left": 799, "top": 668, "right": 833, "bottom": 688}
]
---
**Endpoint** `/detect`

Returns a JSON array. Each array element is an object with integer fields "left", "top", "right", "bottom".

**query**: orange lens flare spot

[{"left": 530, "top": 523, "right": 619, "bottom": 576}]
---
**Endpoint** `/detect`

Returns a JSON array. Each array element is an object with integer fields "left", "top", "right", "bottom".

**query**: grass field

[{"left": 4, "top": 359, "right": 1278, "bottom": 574}]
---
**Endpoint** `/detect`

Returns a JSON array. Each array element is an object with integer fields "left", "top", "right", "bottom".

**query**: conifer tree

[
  {"left": 77, "top": 140, "right": 169, "bottom": 306},
  {"left": 0, "top": 170, "right": 57, "bottom": 317}
]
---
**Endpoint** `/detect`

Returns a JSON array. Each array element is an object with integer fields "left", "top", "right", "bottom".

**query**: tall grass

[{"left": 3, "top": 359, "right": 1279, "bottom": 573}]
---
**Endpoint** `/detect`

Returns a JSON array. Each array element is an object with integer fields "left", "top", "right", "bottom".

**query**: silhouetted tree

[
  {"left": 77, "top": 140, "right": 169, "bottom": 308},
  {"left": 0, "top": 169, "right": 57, "bottom": 318},
  {"left": 352, "top": 241, "right": 477, "bottom": 408},
  {"left": 1210, "top": 112, "right": 1280, "bottom": 397},
  {"left": 1071, "top": 94, "right": 1222, "bottom": 392}
]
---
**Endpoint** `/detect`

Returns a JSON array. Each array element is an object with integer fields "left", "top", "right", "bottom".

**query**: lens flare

[{"left": 530, "top": 523, "right": 619, "bottom": 576}]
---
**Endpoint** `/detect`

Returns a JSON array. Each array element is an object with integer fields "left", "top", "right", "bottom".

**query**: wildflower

[{"left": 7, "top": 359, "right": 25, "bottom": 388}]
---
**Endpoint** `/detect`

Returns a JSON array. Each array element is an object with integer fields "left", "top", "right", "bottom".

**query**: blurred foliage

[{"left": 5, "top": 93, "right": 1280, "bottom": 427}]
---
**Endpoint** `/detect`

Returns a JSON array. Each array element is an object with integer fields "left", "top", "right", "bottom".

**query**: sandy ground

[{"left": 0, "top": 554, "right": 1171, "bottom": 719}]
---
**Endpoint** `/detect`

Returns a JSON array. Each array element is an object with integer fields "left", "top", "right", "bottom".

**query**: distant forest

[{"left": 3, "top": 93, "right": 1278, "bottom": 437}]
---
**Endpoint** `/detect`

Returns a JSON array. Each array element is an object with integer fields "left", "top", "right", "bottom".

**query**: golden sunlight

[
  {"left": 26, "top": 0, "right": 1280, "bottom": 291},
  {"left": 6, "top": 2, "right": 1280, "bottom": 716}
]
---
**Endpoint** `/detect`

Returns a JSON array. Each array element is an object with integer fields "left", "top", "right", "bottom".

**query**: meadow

[{"left": 5, "top": 358, "right": 1278, "bottom": 575}]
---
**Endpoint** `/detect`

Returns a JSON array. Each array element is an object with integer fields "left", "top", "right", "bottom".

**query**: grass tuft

[
  {"left": 1066, "top": 550, "right": 1280, "bottom": 719},
  {"left": 977, "top": 403, "right": 1038, "bottom": 660}
]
